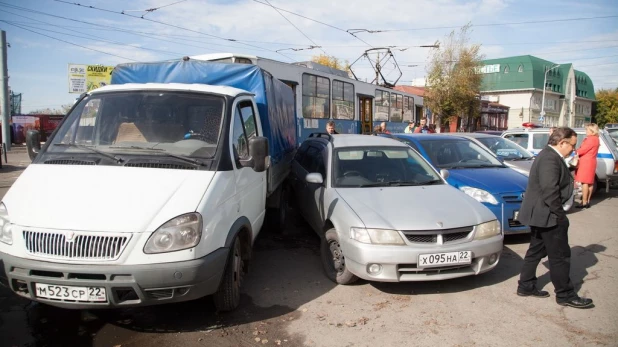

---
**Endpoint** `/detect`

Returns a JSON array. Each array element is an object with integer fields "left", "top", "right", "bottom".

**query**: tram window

[
  {"left": 333, "top": 80, "right": 355, "bottom": 120},
  {"left": 374, "top": 90, "right": 389, "bottom": 121},
  {"left": 403, "top": 97, "right": 414, "bottom": 122},
  {"left": 302, "top": 74, "right": 330, "bottom": 119},
  {"left": 390, "top": 94, "right": 403, "bottom": 122}
]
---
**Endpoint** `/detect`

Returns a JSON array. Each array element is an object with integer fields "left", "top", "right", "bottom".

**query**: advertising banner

[{"left": 68, "top": 64, "right": 114, "bottom": 93}]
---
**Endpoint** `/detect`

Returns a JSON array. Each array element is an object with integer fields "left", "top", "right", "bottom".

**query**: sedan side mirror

[
  {"left": 26, "top": 130, "right": 41, "bottom": 161},
  {"left": 306, "top": 173, "right": 324, "bottom": 185},
  {"left": 439, "top": 169, "right": 450, "bottom": 180}
]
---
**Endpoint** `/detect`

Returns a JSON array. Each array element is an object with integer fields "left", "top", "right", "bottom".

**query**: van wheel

[
  {"left": 320, "top": 229, "right": 358, "bottom": 285},
  {"left": 213, "top": 237, "right": 243, "bottom": 311}
]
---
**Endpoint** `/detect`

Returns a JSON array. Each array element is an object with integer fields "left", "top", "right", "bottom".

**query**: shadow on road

[
  {"left": 537, "top": 244, "right": 604, "bottom": 294},
  {"left": 0, "top": 212, "right": 333, "bottom": 347}
]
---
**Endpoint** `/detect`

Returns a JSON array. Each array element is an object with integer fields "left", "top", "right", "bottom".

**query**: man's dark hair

[
  {"left": 548, "top": 127, "right": 577, "bottom": 146},
  {"left": 326, "top": 120, "right": 335, "bottom": 127}
]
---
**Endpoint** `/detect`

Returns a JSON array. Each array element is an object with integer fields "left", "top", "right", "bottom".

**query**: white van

[
  {"left": 502, "top": 127, "right": 618, "bottom": 193},
  {"left": 0, "top": 60, "right": 296, "bottom": 311}
]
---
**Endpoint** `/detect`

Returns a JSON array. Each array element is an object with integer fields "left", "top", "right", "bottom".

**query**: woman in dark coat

[{"left": 575, "top": 124, "right": 600, "bottom": 208}]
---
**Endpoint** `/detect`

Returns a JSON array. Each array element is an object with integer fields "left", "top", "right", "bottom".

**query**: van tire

[
  {"left": 321, "top": 229, "right": 358, "bottom": 285},
  {"left": 213, "top": 237, "right": 243, "bottom": 312}
]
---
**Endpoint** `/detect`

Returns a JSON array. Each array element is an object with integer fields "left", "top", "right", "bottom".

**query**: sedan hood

[
  {"left": 447, "top": 167, "right": 528, "bottom": 194},
  {"left": 336, "top": 185, "right": 496, "bottom": 230},
  {"left": 3, "top": 164, "right": 215, "bottom": 232}
]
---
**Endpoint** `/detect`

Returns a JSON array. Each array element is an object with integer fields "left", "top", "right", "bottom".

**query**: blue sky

[{"left": 1, "top": 0, "right": 617, "bottom": 113}]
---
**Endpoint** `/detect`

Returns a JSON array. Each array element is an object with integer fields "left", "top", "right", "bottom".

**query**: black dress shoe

[
  {"left": 557, "top": 297, "right": 594, "bottom": 309},
  {"left": 576, "top": 204, "right": 588, "bottom": 209},
  {"left": 517, "top": 288, "right": 550, "bottom": 298}
]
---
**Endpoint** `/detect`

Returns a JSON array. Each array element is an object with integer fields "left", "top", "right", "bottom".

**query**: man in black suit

[{"left": 517, "top": 127, "right": 593, "bottom": 309}]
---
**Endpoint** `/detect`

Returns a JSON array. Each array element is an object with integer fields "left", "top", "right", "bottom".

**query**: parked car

[
  {"left": 290, "top": 133, "right": 503, "bottom": 284},
  {"left": 393, "top": 134, "right": 529, "bottom": 235},
  {"left": 502, "top": 127, "right": 618, "bottom": 194},
  {"left": 444, "top": 133, "right": 534, "bottom": 176},
  {"left": 474, "top": 130, "right": 504, "bottom": 136}
]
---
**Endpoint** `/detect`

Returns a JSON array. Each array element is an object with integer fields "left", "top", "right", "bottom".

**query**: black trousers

[{"left": 518, "top": 219, "right": 576, "bottom": 301}]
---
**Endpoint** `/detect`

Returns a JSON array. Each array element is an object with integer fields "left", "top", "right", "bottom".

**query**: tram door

[{"left": 359, "top": 97, "right": 373, "bottom": 134}]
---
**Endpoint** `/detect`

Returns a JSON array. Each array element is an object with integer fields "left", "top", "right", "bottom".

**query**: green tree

[
  {"left": 425, "top": 24, "right": 484, "bottom": 130},
  {"left": 594, "top": 88, "right": 618, "bottom": 128},
  {"left": 311, "top": 54, "right": 350, "bottom": 71}
]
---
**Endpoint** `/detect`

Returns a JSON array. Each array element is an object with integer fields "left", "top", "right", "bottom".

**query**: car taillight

[{"left": 614, "top": 160, "right": 618, "bottom": 174}]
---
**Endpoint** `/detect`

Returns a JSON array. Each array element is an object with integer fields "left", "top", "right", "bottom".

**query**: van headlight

[
  {"left": 460, "top": 186, "right": 499, "bottom": 205},
  {"left": 474, "top": 220, "right": 501, "bottom": 240},
  {"left": 350, "top": 228, "right": 405, "bottom": 245},
  {"left": 144, "top": 213, "right": 202, "bottom": 254},
  {"left": 0, "top": 203, "right": 12, "bottom": 245}
]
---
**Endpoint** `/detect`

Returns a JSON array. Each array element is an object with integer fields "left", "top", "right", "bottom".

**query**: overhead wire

[
  {"left": 0, "top": 12, "right": 186, "bottom": 57},
  {"left": 250, "top": 0, "right": 375, "bottom": 48},
  {"left": 363, "top": 14, "right": 618, "bottom": 33},
  {"left": 49, "top": 0, "right": 295, "bottom": 61},
  {"left": 0, "top": 8, "right": 277, "bottom": 54},
  {"left": 262, "top": 0, "right": 327, "bottom": 55},
  {"left": 2, "top": 21, "right": 138, "bottom": 61}
]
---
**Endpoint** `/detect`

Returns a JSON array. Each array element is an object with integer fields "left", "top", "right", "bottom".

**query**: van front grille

[{"left": 23, "top": 230, "right": 130, "bottom": 261}]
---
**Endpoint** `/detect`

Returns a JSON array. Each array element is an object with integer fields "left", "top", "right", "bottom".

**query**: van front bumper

[{"left": 0, "top": 248, "right": 228, "bottom": 309}]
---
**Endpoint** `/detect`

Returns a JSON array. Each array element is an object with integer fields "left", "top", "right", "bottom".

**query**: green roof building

[{"left": 479, "top": 55, "right": 595, "bottom": 129}]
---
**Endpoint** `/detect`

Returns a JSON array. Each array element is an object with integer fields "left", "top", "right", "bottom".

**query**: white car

[{"left": 502, "top": 127, "right": 618, "bottom": 193}]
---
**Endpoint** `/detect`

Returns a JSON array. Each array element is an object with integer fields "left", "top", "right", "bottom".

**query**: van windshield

[{"left": 47, "top": 91, "right": 225, "bottom": 159}]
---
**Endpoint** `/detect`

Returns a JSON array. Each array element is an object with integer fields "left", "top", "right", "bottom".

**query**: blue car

[{"left": 393, "top": 134, "right": 530, "bottom": 235}]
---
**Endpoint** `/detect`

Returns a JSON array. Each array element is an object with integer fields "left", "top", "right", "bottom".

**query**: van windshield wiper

[
  {"left": 53, "top": 143, "right": 123, "bottom": 163},
  {"left": 109, "top": 145, "right": 204, "bottom": 166},
  {"left": 360, "top": 180, "right": 442, "bottom": 187}
]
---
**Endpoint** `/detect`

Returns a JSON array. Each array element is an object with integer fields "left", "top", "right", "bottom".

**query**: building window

[
  {"left": 504, "top": 65, "right": 510, "bottom": 73},
  {"left": 332, "top": 80, "right": 354, "bottom": 120},
  {"left": 374, "top": 90, "right": 390, "bottom": 121},
  {"left": 518, "top": 65, "right": 523, "bottom": 72},
  {"left": 302, "top": 74, "right": 330, "bottom": 119}
]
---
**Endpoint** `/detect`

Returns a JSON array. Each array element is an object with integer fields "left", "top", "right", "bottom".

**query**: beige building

[{"left": 478, "top": 55, "right": 595, "bottom": 129}]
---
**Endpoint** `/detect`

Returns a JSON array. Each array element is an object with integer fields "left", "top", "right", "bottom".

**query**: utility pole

[{"left": 0, "top": 31, "right": 9, "bottom": 151}]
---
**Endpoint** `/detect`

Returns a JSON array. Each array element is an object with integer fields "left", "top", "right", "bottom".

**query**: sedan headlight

[
  {"left": 474, "top": 220, "right": 501, "bottom": 240},
  {"left": 144, "top": 213, "right": 202, "bottom": 254},
  {"left": 460, "top": 186, "right": 499, "bottom": 205},
  {"left": 0, "top": 203, "right": 12, "bottom": 245},
  {"left": 350, "top": 228, "right": 405, "bottom": 245}
]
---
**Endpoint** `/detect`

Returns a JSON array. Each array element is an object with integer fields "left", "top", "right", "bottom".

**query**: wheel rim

[
  {"left": 232, "top": 243, "right": 242, "bottom": 287},
  {"left": 328, "top": 240, "right": 345, "bottom": 274}
]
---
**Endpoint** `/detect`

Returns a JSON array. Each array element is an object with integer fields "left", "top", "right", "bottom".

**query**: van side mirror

[
  {"left": 439, "top": 169, "right": 450, "bottom": 180},
  {"left": 26, "top": 130, "right": 41, "bottom": 161},
  {"left": 240, "top": 136, "right": 269, "bottom": 172}
]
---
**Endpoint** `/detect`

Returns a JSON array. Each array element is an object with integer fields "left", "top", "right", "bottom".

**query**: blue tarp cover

[{"left": 111, "top": 59, "right": 296, "bottom": 163}]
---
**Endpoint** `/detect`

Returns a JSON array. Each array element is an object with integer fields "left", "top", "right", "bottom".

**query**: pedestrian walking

[
  {"left": 575, "top": 123, "right": 600, "bottom": 209},
  {"left": 516, "top": 127, "right": 593, "bottom": 309}
]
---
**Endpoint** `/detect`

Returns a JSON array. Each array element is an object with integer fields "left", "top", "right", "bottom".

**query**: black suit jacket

[{"left": 518, "top": 145, "right": 574, "bottom": 228}]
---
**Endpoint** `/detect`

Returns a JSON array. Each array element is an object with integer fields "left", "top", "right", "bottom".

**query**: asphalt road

[{"left": 1, "top": 149, "right": 617, "bottom": 347}]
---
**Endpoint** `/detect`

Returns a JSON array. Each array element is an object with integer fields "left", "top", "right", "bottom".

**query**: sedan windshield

[
  {"left": 419, "top": 139, "right": 505, "bottom": 169},
  {"left": 47, "top": 91, "right": 225, "bottom": 159},
  {"left": 476, "top": 136, "right": 534, "bottom": 160},
  {"left": 333, "top": 147, "right": 442, "bottom": 188}
]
